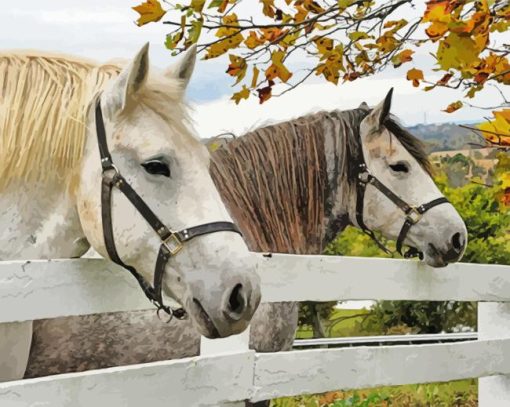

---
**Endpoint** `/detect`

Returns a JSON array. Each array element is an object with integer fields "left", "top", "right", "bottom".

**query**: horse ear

[
  {"left": 165, "top": 44, "right": 197, "bottom": 89},
  {"left": 370, "top": 88, "right": 393, "bottom": 126},
  {"left": 359, "top": 101, "right": 369, "bottom": 110},
  {"left": 105, "top": 43, "right": 150, "bottom": 113}
]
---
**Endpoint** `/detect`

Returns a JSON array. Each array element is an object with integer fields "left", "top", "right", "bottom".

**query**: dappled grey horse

[
  {"left": 0, "top": 44, "right": 261, "bottom": 381},
  {"left": 26, "top": 90, "right": 467, "bottom": 406}
]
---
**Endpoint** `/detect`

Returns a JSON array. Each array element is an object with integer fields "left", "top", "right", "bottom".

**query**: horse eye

[
  {"left": 389, "top": 162, "right": 409, "bottom": 173},
  {"left": 141, "top": 160, "right": 171, "bottom": 177}
]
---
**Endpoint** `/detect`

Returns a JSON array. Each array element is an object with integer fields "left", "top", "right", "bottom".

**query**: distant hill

[{"left": 408, "top": 122, "right": 484, "bottom": 153}]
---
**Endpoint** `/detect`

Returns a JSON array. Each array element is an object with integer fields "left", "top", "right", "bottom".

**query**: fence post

[
  {"left": 201, "top": 328, "right": 251, "bottom": 406},
  {"left": 478, "top": 303, "right": 510, "bottom": 406}
]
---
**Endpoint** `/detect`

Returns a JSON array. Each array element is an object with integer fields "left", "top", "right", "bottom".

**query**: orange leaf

[
  {"left": 132, "top": 0, "right": 166, "bottom": 26},
  {"left": 392, "top": 49, "right": 414, "bottom": 67},
  {"left": 245, "top": 31, "right": 265, "bottom": 49},
  {"left": 442, "top": 100, "right": 463, "bottom": 113},
  {"left": 406, "top": 68, "right": 424, "bottom": 87}
]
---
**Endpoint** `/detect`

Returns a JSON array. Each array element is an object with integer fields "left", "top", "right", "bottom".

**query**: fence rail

[
  {"left": 0, "top": 255, "right": 509, "bottom": 406},
  {"left": 1, "top": 254, "right": 509, "bottom": 323},
  {"left": 293, "top": 332, "right": 478, "bottom": 348}
]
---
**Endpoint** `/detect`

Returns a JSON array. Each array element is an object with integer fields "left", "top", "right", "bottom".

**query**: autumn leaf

[
  {"left": 406, "top": 68, "right": 424, "bottom": 87},
  {"left": 226, "top": 55, "right": 247, "bottom": 85},
  {"left": 190, "top": 0, "right": 206, "bottom": 13},
  {"left": 265, "top": 51, "right": 292, "bottom": 82},
  {"left": 437, "top": 33, "right": 481, "bottom": 70},
  {"left": 251, "top": 66, "right": 260, "bottom": 88},
  {"left": 314, "top": 37, "right": 334, "bottom": 55},
  {"left": 231, "top": 85, "right": 250, "bottom": 104},
  {"left": 257, "top": 80, "right": 274, "bottom": 104},
  {"left": 392, "top": 49, "right": 414, "bottom": 68},
  {"left": 205, "top": 14, "right": 243, "bottom": 59},
  {"left": 442, "top": 100, "right": 463, "bottom": 113},
  {"left": 245, "top": 31, "right": 265, "bottom": 49},
  {"left": 477, "top": 109, "right": 510, "bottom": 145},
  {"left": 133, "top": 0, "right": 166, "bottom": 26}
]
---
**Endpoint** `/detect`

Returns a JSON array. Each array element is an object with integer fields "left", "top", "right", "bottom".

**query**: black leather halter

[
  {"left": 95, "top": 99, "right": 242, "bottom": 321},
  {"left": 355, "top": 159, "right": 449, "bottom": 259}
]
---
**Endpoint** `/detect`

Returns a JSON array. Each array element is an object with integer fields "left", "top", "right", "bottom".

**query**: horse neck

[
  {"left": 320, "top": 109, "right": 367, "bottom": 245},
  {"left": 0, "top": 181, "right": 88, "bottom": 261},
  {"left": 211, "top": 111, "right": 359, "bottom": 255}
]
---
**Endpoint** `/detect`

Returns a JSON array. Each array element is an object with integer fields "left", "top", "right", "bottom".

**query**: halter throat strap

[{"left": 95, "top": 100, "right": 242, "bottom": 320}]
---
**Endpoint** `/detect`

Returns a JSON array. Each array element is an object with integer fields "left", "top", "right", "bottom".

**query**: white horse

[{"left": 0, "top": 44, "right": 261, "bottom": 381}]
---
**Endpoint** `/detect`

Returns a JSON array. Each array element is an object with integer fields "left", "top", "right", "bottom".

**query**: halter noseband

[
  {"left": 355, "top": 158, "right": 449, "bottom": 259},
  {"left": 95, "top": 99, "right": 242, "bottom": 321}
]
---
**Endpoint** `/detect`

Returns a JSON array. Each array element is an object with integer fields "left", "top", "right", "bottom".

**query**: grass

[{"left": 274, "top": 308, "right": 477, "bottom": 407}]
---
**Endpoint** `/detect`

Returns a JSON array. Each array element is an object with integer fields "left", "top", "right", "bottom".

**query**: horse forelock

[{"left": 0, "top": 51, "right": 193, "bottom": 192}]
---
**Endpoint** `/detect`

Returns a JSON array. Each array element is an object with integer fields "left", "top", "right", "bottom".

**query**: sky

[{"left": 1, "top": 0, "right": 508, "bottom": 138}]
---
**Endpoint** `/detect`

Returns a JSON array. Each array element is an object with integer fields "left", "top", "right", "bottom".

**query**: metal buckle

[
  {"left": 406, "top": 207, "right": 422, "bottom": 224},
  {"left": 163, "top": 233, "right": 183, "bottom": 256},
  {"left": 358, "top": 171, "right": 372, "bottom": 184}
]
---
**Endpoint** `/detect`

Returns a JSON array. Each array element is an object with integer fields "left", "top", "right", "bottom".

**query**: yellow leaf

[
  {"left": 190, "top": 0, "right": 206, "bottom": 13},
  {"left": 314, "top": 37, "right": 334, "bottom": 55},
  {"left": 251, "top": 66, "right": 260, "bottom": 88},
  {"left": 205, "top": 35, "right": 243, "bottom": 59},
  {"left": 231, "top": 86, "right": 250, "bottom": 104},
  {"left": 437, "top": 33, "right": 481, "bottom": 70},
  {"left": 477, "top": 109, "right": 510, "bottom": 145},
  {"left": 265, "top": 51, "right": 292, "bottom": 83},
  {"left": 349, "top": 31, "right": 371, "bottom": 41},
  {"left": 406, "top": 68, "right": 424, "bottom": 87},
  {"left": 132, "top": 0, "right": 166, "bottom": 26}
]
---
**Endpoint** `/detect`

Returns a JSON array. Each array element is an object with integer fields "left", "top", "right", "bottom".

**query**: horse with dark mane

[{"left": 26, "top": 91, "right": 467, "bottom": 407}]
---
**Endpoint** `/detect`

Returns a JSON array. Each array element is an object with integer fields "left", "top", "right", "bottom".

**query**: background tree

[{"left": 133, "top": 0, "right": 509, "bottom": 197}]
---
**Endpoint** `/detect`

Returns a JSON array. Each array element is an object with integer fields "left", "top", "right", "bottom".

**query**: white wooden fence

[{"left": 0, "top": 254, "right": 509, "bottom": 406}]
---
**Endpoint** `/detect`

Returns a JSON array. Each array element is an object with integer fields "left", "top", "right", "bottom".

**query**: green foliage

[{"left": 271, "top": 379, "right": 477, "bottom": 407}]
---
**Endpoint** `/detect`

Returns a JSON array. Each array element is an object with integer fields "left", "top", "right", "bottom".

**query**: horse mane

[
  {"left": 210, "top": 108, "right": 431, "bottom": 254},
  {"left": 0, "top": 51, "right": 189, "bottom": 191}
]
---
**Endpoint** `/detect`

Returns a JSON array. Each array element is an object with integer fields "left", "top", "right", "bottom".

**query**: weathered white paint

[
  {"left": 252, "top": 338, "right": 510, "bottom": 402},
  {"left": 479, "top": 303, "right": 510, "bottom": 406},
  {"left": 0, "top": 259, "right": 151, "bottom": 323},
  {"left": 201, "top": 329, "right": 250, "bottom": 356},
  {"left": 0, "top": 256, "right": 509, "bottom": 323},
  {"left": 0, "top": 351, "right": 255, "bottom": 407},
  {"left": 1, "top": 337, "right": 509, "bottom": 405},
  {"left": 256, "top": 254, "right": 510, "bottom": 302}
]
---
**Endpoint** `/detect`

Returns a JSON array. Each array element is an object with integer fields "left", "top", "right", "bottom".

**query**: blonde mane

[{"left": 0, "top": 51, "right": 189, "bottom": 191}]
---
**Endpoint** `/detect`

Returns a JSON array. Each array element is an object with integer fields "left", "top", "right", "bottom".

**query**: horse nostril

[
  {"left": 226, "top": 283, "right": 246, "bottom": 319},
  {"left": 451, "top": 232, "right": 464, "bottom": 252}
]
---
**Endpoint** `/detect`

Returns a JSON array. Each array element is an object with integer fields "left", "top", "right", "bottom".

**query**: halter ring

[
  {"left": 163, "top": 233, "right": 184, "bottom": 256},
  {"left": 406, "top": 207, "right": 422, "bottom": 224}
]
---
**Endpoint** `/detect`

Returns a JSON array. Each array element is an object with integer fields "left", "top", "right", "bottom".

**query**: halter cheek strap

[
  {"left": 95, "top": 99, "right": 242, "bottom": 321},
  {"left": 355, "top": 162, "right": 449, "bottom": 259}
]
